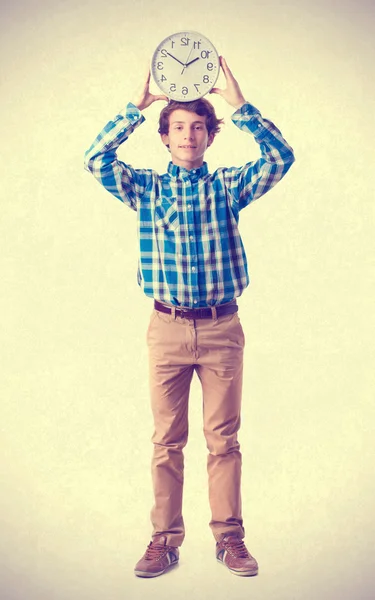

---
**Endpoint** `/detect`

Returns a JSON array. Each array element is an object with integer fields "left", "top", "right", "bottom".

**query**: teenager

[{"left": 84, "top": 56, "right": 295, "bottom": 578}]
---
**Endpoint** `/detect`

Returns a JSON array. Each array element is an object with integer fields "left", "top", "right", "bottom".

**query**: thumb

[
  {"left": 209, "top": 87, "right": 223, "bottom": 96},
  {"left": 153, "top": 94, "right": 169, "bottom": 103}
]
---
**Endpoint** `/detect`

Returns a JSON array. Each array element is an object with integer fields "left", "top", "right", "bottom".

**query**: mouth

[{"left": 179, "top": 145, "right": 197, "bottom": 149}]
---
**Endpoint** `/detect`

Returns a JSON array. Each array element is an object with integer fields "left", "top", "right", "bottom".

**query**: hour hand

[
  {"left": 185, "top": 57, "right": 200, "bottom": 68},
  {"left": 166, "top": 51, "right": 185, "bottom": 67}
]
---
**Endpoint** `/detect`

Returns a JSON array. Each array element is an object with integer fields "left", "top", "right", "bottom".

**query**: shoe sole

[
  {"left": 217, "top": 557, "right": 258, "bottom": 577},
  {"left": 134, "top": 561, "right": 179, "bottom": 578}
]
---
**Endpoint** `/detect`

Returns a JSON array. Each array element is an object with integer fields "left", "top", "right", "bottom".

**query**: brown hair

[{"left": 158, "top": 98, "right": 224, "bottom": 137}]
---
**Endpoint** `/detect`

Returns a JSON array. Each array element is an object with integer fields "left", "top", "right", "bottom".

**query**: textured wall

[{"left": 1, "top": 0, "right": 374, "bottom": 598}]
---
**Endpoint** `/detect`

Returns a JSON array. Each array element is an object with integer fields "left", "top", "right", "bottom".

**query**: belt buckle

[
  {"left": 180, "top": 307, "right": 201, "bottom": 319},
  {"left": 179, "top": 306, "right": 212, "bottom": 319},
  {"left": 194, "top": 308, "right": 209, "bottom": 319}
]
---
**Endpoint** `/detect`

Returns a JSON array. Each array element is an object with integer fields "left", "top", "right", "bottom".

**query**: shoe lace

[
  {"left": 144, "top": 541, "right": 168, "bottom": 561},
  {"left": 224, "top": 537, "right": 249, "bottom": 558}
]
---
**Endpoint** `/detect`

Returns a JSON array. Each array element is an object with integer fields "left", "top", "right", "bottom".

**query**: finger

[
  {"left": 209, "top": 87, "right": 223, "bottom": 96},
  {"left": 153, "top": 94, "right": 169, "bottom": 102},
  {"left": 220, "top": 56, "right": 229, "bottom": 72},
  {"left": 140, "top": 63, "right": 151, "bottom": 89},
  {"left": 220, "top": 56, "right": 235, "bottom": 80}
]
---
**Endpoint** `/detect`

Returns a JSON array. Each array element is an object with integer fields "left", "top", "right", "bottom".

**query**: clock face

[{"left": 151, "top": 31, "right": 220, "bottom": 102}]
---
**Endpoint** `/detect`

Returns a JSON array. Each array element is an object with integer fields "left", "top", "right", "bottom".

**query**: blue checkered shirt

[{"left": 84, "top": 102, "right": 295, "bottom": 307}]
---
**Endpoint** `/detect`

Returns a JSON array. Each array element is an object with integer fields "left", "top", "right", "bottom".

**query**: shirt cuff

[
  {"left": 232, "top": 102, "right": 267, "bottom": 137},
  {"left": 117, "top": 102, "right": 145, "bottom": 125},
  {"left": 231, "top": 101, "right": 260, "bottom": 118}
]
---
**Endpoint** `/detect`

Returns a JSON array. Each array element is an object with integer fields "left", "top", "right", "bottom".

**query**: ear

[
  {"left": 207, "top": 133, "right": 215, "bottom": 148},
  {"left": 161, "top": 133, "right": 170, "bottom": 147}
]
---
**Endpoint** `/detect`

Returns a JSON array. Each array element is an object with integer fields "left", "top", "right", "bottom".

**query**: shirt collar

[{"left": 167, "top": 162, "right": 208, "bottom": 179}]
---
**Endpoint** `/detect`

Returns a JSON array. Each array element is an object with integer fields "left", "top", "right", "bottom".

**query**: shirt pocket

[{"left": 154, "top": 197, "right": 179, "bottom": 232}]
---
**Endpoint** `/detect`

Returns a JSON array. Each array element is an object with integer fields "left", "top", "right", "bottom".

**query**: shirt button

[
  {"left": 190, "top": 236, "right": 194, "bottom": 241},
  {"left": 192, "top": 266, "right": 196, "bottom": 272},
  {"left": 187, "top": 204, "right": 192, "bottom": 209},
  {"left": 258, "top": 123, "right": 262, "bottom": 128},
  {"left": 194, "top": 300, "right": 198, "bottom": 304}
]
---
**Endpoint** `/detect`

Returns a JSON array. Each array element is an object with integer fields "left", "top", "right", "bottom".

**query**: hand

[
  {"left": 133, "top": 69, "right": 168, "bottom": 111},
  {"left": 166, "top": 51, "right": 185, "bottom": 67},
  {"left": 209, "top": 56, "right": 246, "bottom": 109}
]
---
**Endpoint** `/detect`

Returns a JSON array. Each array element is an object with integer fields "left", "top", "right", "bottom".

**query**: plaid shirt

[{"left": 84, "top": 102, "right": 295, "bottom": 307}]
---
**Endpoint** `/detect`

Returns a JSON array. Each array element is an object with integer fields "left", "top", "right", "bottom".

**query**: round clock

[{"left": 151, "top": 31, "right": 220, "bottom": 102}]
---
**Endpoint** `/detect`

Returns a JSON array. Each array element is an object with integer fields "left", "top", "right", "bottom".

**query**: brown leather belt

[{"left": 154, "top": 300, "right": 238, "bottom": 320}]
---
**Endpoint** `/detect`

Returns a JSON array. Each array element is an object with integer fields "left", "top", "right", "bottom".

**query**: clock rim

[{"left": 150, "top": 30, "right": 220, "bottom": 102}]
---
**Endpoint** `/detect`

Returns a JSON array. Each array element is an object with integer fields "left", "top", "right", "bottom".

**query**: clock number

[
  {"left": 203, "top": 75, "right": 209, "bottom": 84},
  {"left": 170, "top": 83, "right": 176, "bottom": 92},
  {"left": 157, "top": 61, "right": 164, "bottom": 70},
  {"left": 181, "top": 36, "right": 190, "bottom": 46},
  {"left": 161, "top": 74, "right": 167, "bottom": 82},
  {"left": 207, "top": 62, "right": 214, "bottom": 71},
  {"left": 194, "top": 83, "right": 200, "bottom": 92},
  {"left": 161, "top": 49, "right": 167, "bottom": 58},
  {"left": 182, "top": 86, "right": 188, "bottom": 96},
  {"left": 194, "top": 41, "right": 201, "bottom": 49},
  {"left": 171, "top": 40, "right": 175, "bottom": 48},
  {"left": 200, "top": 50, "right": 212, "bottom": 59}
]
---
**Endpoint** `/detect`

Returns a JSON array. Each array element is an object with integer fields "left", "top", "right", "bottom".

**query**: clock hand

[
  {"left": 185, "top": 57, "right": 200, "bottom": 68},
  {"left": 166, "top": 51, "right": 185, "bottom": 67},
  {"left": 181, "top": 46, "right": 194, "bottom": 75}
]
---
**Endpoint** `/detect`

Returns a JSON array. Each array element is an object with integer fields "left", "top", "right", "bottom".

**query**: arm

[
  {"left": 84, "top": 103, "right": 148, "bottom": 210},
  {"left": 227, "top": 103, "right": 295, "bottom": 209},
  {"left": 84, "top": 70, "right": 168, "bottom": 210},
  {"left": 210, "top": 57, "right": 295, "bottom": 209}
]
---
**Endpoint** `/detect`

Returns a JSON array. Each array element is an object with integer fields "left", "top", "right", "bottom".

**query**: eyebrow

[{"left": 171, "top": 120, "right": 205, "bottom": 125}]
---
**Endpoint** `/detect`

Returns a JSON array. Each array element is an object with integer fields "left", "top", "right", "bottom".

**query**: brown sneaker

[
  {"left": 216, "top": 535, "right": 258, "bottom": 577},
  {"left": 134, "top": 535, "right": 179, "bottom": 578}
]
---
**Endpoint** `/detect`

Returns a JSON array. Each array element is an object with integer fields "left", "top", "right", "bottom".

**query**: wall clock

[{"left": 151, "top": 31, "right": 220, "bottom": 102}]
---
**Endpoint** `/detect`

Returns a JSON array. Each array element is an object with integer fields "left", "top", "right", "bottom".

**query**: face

[{"left": 161, "top": 109, "right": 215, "bottom": 170}]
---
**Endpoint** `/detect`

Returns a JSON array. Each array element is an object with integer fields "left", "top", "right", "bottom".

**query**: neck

[{"left": 171, "top": 158, "right": 204, "bottom": 170}]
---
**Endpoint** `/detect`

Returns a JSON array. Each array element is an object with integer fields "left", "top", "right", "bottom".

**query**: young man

[{"left": 84, "top": 57, "right": 295, "bottom": 578}]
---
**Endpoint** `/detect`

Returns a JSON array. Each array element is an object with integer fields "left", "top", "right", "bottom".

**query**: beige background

[{"left": 1, "top": 0, "right": 374, "bottom": 598}]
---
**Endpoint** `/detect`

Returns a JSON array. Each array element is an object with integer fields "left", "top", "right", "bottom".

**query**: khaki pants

[{"left": 146, "top": 305, "right": 246, "bottom": 547}]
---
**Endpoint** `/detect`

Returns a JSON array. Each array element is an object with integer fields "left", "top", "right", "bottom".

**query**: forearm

[
  {"left": 84, "top": 103, "right": 148, "bottom": 208},
  {"left": 232, "top": 102, "right": 295, "bottom": 166},
  {"left": 84, "top": 103, "right": 144, "bottom": 171},
  {"left": 227, "top": 102, "right": 295, "bottom": 208}
]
